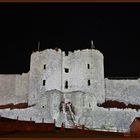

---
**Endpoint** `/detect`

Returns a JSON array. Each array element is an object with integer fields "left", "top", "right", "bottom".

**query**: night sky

[{"left": 0, "top": 3, "right": 140, "bottom": 78}]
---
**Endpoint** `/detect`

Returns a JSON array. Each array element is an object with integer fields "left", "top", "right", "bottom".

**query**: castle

[{"left": 0, "top": 43, "right": 140, "bottom": 132}]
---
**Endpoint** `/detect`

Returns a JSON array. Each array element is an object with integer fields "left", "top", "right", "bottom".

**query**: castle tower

[
  {"left": 28, "top": 49, "right": 63, "bottom": 105},
  {"left": 28, "top": 46, "right": 105, "bottom": 105},
  {"left": 62, "top": 48, "right": 105, "bottom": 104}
]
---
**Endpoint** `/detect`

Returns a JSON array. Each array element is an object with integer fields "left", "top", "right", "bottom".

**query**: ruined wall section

[
  {"left": 62, "top": 49, "right": 105, "bottom": 104},
  {"left": 105, "top": 78, "right": 140, "bottom": 105},
  {"left": 15, "top": 73, "right": 29, "bottom": 103},
  {"left": 28, "top": 49, "right": 62, "bottom": 105},
  {"left": 0, "top": 74, "right": 28, "bottom": 105},
  {"left": 0, "top": 75, "right": 16, "bottom": 105}
]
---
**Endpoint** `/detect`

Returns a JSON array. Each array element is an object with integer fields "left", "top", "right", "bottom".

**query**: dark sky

[{"left": 0, "top": 3, "right": 140, "bottom": 78}]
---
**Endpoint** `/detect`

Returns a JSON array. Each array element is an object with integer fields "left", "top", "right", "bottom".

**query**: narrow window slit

[
  {"left": 65, "top": 81, "right": 68, "bottom": 89},
  {"left": 87, "top": 64, "right": 90, "bottom": 69},
  {"left": 44, "top": 64, "right": 46, "bottom": 69},
  {"left": 88, "top": 80, "right": 90, "bottom": 86},
  {"left": 43, "top": 80, "right": 46, "bottom": 86}
]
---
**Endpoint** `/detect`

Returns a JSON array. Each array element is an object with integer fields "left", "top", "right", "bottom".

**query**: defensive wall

[
  {"left": 0, "top": 73, "right": 29, "bottom": 105},
  {"left": 105, "top": 78, "right": 140, "bottom": 105}
]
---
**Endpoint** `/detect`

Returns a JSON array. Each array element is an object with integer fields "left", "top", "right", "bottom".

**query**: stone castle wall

[
  {"left": 1, "top": 49, "right": 140, "bottom": 107},
  {"left": 15, "top": 73, "right": 29, "bottom": 101},
  {"left": 0, "top": 73, "right": 29, "bottom": 105},
  {"left": 105, "top": 78, "right": 140, "bottom": 105},
  {"left": 0, "top": 48, "right": 140, "bottom": 132},
  {"left": 0, "top": 96, "right": 140, "bottom": 132},
  {"left": 0, "top": 75, "right": 16, "bottom": 105}
]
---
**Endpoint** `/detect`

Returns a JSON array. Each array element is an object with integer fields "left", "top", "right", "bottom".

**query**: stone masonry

[{"left": 0, "top": 46, "right": 140, "bottom": 132}]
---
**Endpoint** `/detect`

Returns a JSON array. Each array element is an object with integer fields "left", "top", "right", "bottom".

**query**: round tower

[
  {"left": 62, "top": 47, "right": 105, "bottom": 104},
  {"left": 28, "top": 49, "right": 62, "bottom": 105}
]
